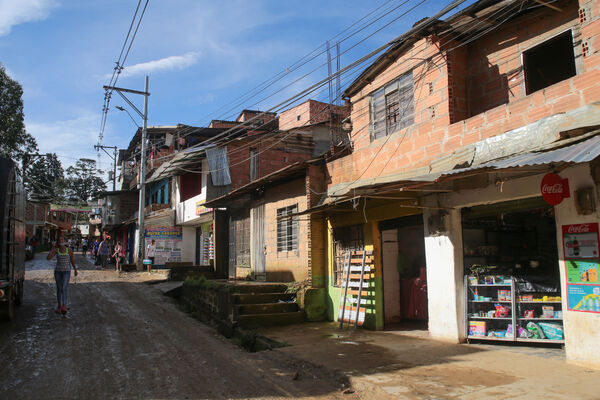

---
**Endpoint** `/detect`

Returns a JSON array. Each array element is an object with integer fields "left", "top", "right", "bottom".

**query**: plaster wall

[{"left": 182, "top": 225, "right": 196, "bottom": 264}]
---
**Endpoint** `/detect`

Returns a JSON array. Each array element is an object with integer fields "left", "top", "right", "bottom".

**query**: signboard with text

[
  {"left": 562, "top": 223, "right": 600, "bottom": 313},
  {"left": 196, "top": 200, "right": 213, "bottom": 216},
  {"left": 144, "top": 227, "right": 182, "bottom": 267}
]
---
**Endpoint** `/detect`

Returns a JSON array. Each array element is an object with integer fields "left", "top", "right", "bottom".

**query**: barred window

[
  {"left": 333, "top": 224, "right": 364, "bottom": 287},
  {"left": 277, "top": 205, "right": 298, "bottom": 252},
  {"left": 371, "top": 70, "right": 414, "bottom": 141}
]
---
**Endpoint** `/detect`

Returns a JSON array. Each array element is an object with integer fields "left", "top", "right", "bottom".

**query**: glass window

[{"left": 277, "top": 205, "right": 298, "bottom": 252}]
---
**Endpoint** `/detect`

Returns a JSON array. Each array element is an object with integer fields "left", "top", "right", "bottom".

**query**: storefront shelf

[
  {"left": 469, "top": 300, "right": 512, "bottom": 303},
  {"left": 467, "top": 335, "right": 515, "bottom": 341},
  {"left": 468, "top": 317, "right": 511, "bottom": 320},
  {"left": 517, "top": 301, "right": 562, "bottom": 304},
  {"left": 515, "top": 338, "right": 565, "bottom": 344},
  {"left": 468, "top": 284, "right": 511, "bottom": 287},
  {"left": 519, "top": 318, "right": 563, "bottom": 321}
]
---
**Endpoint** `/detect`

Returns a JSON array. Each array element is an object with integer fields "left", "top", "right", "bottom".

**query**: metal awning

[
  {"left": 146, "top": 144, "right": 214, "bottom": 183},
  {"left": 441, "top": 133, "right": 600, "bottom": 177},
  {"left": 316, "top": 133, "right": 600, "bottom": 209}
]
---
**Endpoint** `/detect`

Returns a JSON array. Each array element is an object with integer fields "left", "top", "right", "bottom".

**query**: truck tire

[
  {"left": 15, "top": 280, "right": 23, "bottom": 306},
  {"left": 1, "top": 288, "right": 14, "bottom": 321}
]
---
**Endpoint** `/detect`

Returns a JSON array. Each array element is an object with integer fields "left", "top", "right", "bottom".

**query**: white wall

[
  {"left": 553, "top": 164, "right": 600, "bottom": 368},
  {"left": 182, "top": 226, "right": 196, "bottom": 264}
]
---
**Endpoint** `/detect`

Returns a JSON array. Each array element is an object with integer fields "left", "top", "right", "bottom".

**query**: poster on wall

[
  {"left": 562, "top": 223, "right": 600, "bottom": 313},
  {"left": 144, "top": 227, "right": 182, "bottom": 266}
]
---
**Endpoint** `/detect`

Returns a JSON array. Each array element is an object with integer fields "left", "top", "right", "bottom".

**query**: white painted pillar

[{"left": 423, "top": 207, "right": 465, "bottom": 342}]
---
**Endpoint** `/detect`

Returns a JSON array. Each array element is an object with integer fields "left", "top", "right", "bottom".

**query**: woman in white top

[
  {"left": 46, "top": 236, "right": 78, "bottom": 315},
  {"left": 146, "top": 239, "right": 156, "bottom": 273},
  {"left": 113, "top": 241, "right": 123, "bottom": 272}
]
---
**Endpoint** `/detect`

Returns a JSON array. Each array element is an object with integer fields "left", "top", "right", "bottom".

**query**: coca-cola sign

[
  {"left": 568, "top": 224, "right": 591, "bottom": 234},
  {"left": 541, "top": 173, "right": 570, "bottom": 205}
]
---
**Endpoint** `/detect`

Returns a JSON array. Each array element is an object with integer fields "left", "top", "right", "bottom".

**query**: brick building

[
  {"left": 304, "top": 0, "right": 600, "bottom": 368},
  {"left": 25, "top": 200, "right": 50, "bottom": 243}
]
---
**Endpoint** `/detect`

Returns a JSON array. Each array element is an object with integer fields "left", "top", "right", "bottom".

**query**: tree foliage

[
  {"left": 25, "top": 153, "right": 65, "bottom": 201},
  {"left": 63, "top": 158, "right": 106, "bottom": 204},
  {"left": 0, "top": 64, "right": 38, "bottom": 163}
]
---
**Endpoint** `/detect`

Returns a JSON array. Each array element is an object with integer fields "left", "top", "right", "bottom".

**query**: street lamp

[{"left": 115, "top": 106, "right": 140, "bottom": 128}]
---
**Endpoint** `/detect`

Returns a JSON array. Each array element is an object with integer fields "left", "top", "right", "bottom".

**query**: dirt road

[{"left": 0, "top": 253, "right": 353, "bottom": 399}]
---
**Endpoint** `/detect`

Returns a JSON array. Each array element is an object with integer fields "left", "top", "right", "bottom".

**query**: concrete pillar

[{"left": 423, "top": 207, "right": 465, "bottom": 342}]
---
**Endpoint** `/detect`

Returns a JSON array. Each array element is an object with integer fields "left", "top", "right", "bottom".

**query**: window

[
  {"left": 277, "top": 205, "right": 298, "bottom": 252},
  {"left": 249, "top": 148, "right": 258, "bottom": 181},
  {"left": 371, "top": 71, "right": 414, "bottom": 140},
  {"left": 332, "top": 224, "right": 364, "bottom": 287},
  {"left": 524, "top": 30, "right": 576, "bottom": 95},
  {"left": 159, "top": 186, "right": 165, "bottom": 204}
]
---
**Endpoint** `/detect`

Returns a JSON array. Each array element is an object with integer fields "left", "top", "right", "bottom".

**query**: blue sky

[{"left": 0, "top": 0, "right": 458, "bottom": 173}]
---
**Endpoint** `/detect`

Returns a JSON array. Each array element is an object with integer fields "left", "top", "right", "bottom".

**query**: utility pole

[
  {"left": 93, "top": 144, "right": 118, "bottom": 191},
  {"left": 103, "top": 76, "right": 149, "bottom": 269}
]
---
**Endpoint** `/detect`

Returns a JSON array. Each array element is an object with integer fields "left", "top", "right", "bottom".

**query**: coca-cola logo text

[
  {"left": 568, "top": 224, "right": 591, "bottom": 233},
  {"left": 540, "top": 173, "right": 570, "bottom": 206},
  {"left": 542, "top": 184, "right": 565, "bottom": 194}
]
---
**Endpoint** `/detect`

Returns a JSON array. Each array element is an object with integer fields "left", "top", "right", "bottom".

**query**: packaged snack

[
  {"left": 469, "top": 321, "right": 486, "bottom": 336},
  {"left": 518, "top": 326, "right": 530, "bottom": 338},
  {"left": 526, "top": 322, "right": 546, "bottom": 339},
  {"left": 538, "top": 322, "right": 564, "bottom": 340},
  {"left": 506, "top": 324, "right": 514, "bottom": 338},
  {"left": 495, "top": 304, "right": 510, "bottom": 318},
  {"left": 542, "top": 306, "right": 554, "bottom": 318},
  {"left": 524, "top": 309, "right": 535, "bottom": 318},
  {"left": 521, "top": 295, "right": 533, "bottom": 302}
]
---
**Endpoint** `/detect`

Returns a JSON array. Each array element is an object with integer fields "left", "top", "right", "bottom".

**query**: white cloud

[
  {"left": 119, "top": 51, "right": 201, "bottom": 78},
  {"left": 0, "top": 0, "right": 57, "bottom": 36},
  {"left": 25, "top": 114, "right": 113, "bottom": 170}
]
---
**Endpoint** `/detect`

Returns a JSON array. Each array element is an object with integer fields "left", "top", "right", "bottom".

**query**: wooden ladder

[{"left": 338, "top": 250, "right": 372, "bottom": 330}]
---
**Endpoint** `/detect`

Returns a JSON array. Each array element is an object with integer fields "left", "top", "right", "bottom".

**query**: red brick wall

[
  {"left": 279, "top": 100, "right": 350, "bottom": 131},
  {"left": 328, "top": 0, "right": 600, "bottom": 187}
]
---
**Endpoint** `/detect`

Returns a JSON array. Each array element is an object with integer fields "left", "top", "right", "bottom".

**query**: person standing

[
  {"left": 46, "top": 236, "right": 78, "bottom": 315},
  {"left": 98, "top": 238, "right": 110, "bottom": 269},
  {"left": 146, "top": 239, "right": 156, "bottom": 273},
  {"left": 82, "top": 237, "right": 88, "bottom": 256},
  {"left": 93, "top": 238, "right": 100, "bottom": 262},
  {"left": 112, "top": 241, "right": 123, "bottom": 272}
]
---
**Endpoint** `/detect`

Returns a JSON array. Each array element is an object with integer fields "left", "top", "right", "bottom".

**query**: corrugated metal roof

[{"left": 444, "top": 134, "right": 600, "bottom": 177}]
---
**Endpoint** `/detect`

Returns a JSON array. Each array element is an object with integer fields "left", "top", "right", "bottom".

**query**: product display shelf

[
  {"left": 469, "top": 300, "right": 512, "bottom": 303},
  {"left": 515, "top": 293, "right": 565, "bottom": 344},
  {"left": 465, "top": 275, "right": 517, "bottom": 342}
]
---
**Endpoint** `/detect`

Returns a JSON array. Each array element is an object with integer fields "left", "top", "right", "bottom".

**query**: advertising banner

[
  {"left": 563, "top": 223, "right": 600, "bottom": 313},
  {"left": 144, "top": 227, "right": 182, "bottom": 266}
]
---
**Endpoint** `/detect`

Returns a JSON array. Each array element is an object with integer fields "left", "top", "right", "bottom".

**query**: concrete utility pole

[
  {"left": 103, "top": 76, "right": 150, "bottom": 269},
  {"left": 93, "top": 144, "right": 119, "bottom": 191}
]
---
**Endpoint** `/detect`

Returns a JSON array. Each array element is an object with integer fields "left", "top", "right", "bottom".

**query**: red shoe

[
  {"left": 60, "top": 305, "right": 67, "bottom": 315},
  {"left": 55, "top": 306, "right": 61, "bottom": 314}
]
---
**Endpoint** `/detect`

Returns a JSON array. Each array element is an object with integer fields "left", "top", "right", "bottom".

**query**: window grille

[
  {"left": 370, "top": 71, "right": 414, "bottom": 140},
  {"left": 332, "top": 224, "right": 364, "bottom": 287},
  {"left": 277, "top": 205, "right": 298, "bottom": 252}
]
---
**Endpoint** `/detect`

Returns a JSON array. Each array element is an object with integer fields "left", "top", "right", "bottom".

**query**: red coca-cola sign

[
  {"left": 541, "top": 173, "right": 570, "bottom": 205},
  {"left": 567, "top": 224, "right": 591, "bottom": 234}
]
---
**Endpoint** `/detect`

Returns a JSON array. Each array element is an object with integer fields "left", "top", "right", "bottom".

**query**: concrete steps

[
  {"left": 237, "top": 302, "right": 298, "bottom": 315},
  {"left": 238, "top": 311, "right": 304, "bottom": 328},
  {"left": 233, "top": 292, "right": 296, "bottom": 304},
  {"left": 232, "top": 283, "right": 303, "bottom": 328}
]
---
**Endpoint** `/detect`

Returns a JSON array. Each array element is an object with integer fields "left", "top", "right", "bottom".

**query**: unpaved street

[{"left": 0, "top": 253, "right": 352, "bottom": 399}]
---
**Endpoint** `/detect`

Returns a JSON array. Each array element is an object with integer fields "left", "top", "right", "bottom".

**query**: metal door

[{"left": 252, "top": 204, "right": 266, "bottom": 281}]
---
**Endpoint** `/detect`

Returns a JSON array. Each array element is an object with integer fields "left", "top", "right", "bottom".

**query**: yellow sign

[{"left": 196, "top": 200, "right": 212, "bottom": 216}]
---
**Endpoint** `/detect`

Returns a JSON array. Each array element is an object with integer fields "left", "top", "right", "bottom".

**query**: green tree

[
  {"left": 0, "top": 64, "right": 38, "bottom": 162},
  {"left": 64, "top": 158, "right": 106, "bottom": 204},
  {"left": 25, "top": 153, "right": 65, "bottom": 201}
]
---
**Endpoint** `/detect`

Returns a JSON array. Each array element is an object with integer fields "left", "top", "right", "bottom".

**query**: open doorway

[{"left": 380, "top": 214, "right": 428, "bottom": 330}]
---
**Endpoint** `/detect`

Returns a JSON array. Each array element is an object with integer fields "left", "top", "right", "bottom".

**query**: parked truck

[{"left": 0, "top": 158, "right": 25, "bottom": 320}]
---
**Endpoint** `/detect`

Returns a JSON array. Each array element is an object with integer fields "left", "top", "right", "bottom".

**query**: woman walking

[
  {"left": 113, "top": 241, "right": 123, "bottom": 272},
  {"left": 46, "top": 236, "right": 78, "bottom": 315},
  {"left": 98, "top": 238, "right": 110, "bottom": 269}
]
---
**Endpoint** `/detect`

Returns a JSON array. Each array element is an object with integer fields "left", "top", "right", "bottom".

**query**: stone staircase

[{"left": 232, "top": 283, "right": 304, "bottom": 328}]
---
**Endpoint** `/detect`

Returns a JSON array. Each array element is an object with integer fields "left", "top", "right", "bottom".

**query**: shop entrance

[
  {"left": 463, "top": 198, "right": 564, "bottom": 344},
  {"left": 380, "top": 214, "right": 427, "bottom": 330}
]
